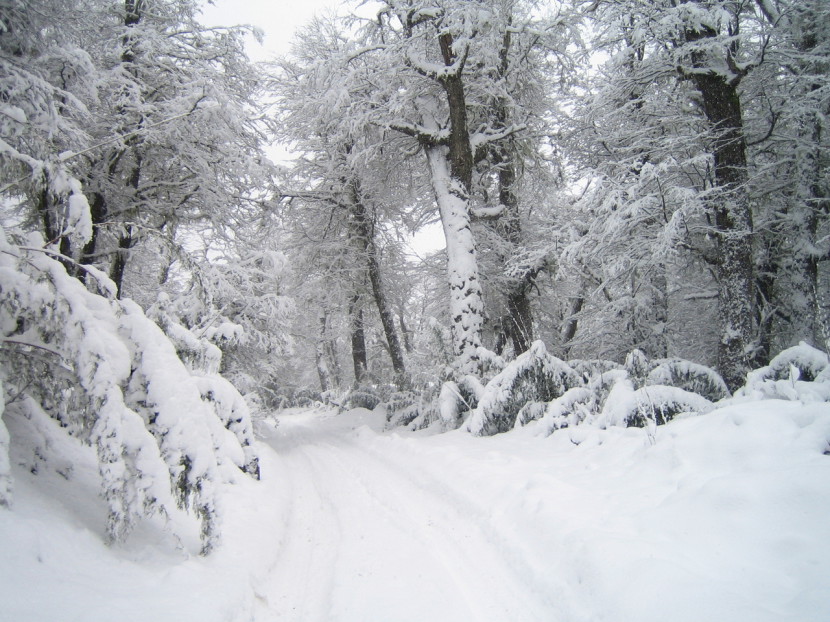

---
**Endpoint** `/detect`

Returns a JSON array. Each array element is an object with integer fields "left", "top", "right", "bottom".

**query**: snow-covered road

[
  {"left": 4, "top": 401, "right": 829, "bottom": 622},
  {"left": 256, "top": 409, "right": 559, "bottom": 621}
]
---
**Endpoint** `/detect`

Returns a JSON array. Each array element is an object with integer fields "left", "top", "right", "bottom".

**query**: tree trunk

[
  {"left": 493, "top": 145, "right": 534, "bottom": 355},
  {"left": 346, "top": 179, "right": 408, "bottom": 387},
  {"left": 110, "top": 226, "right": 134, "bottom": 299},
  {"left": 428, "top": 34, "right": 484, "bottom": 375},
  {"left": 348, "top": 293, "right": 368, "bottom": 386},
  {"left": 685, "top": 20, "right": 756, "bottom": 389},
  {"left": 366, "top": 245, "right": 408, "bottom": 388},
  {"left": 316, "top": 311, "right": 340, "bottom": 393},
  {"left": 426, "top": 145, "right": 483, "bottom": 376},
  {"left": 561, "top": 295, "right": 584, "bottom": 354}
]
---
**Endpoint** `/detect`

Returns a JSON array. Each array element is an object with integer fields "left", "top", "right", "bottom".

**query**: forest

[{"left": 1, "top": 0, "right": 830, "bottom": 619}]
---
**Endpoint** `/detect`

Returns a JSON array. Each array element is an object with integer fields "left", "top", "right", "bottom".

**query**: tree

[
  {"left": 72, "top": 0, "right": 270, "bottom": 298},
  {"left": 269, "top": 15, "right": 416, "bottom": 389},
  {"left": 354, "top": 0, "right": 557, "bottom": 375},
  {"left": 568, "top": 0, "right": 792, "bottom": 388}
]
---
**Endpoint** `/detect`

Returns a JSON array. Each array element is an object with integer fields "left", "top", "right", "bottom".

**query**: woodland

[{"left": 1, "top": 0, "right": 829, "bottom": 568}]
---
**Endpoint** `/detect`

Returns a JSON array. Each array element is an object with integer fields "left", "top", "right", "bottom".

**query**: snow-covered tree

[{"left": 0, "top": 227, "right": 258, "bottom": 553}]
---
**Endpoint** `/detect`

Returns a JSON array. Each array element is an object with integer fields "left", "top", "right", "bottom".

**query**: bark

[
  {"left": 561, "top": 296, "right": 584, "bottom": 352},
  {"left": 685, "top": 21, "right": 756, "bottom": 390},
  {"left": 490, "top": 25, "right": 534, "bottom": 355},
  {"left": 110, "top": 226, "right": 135, "bottom": 299},
  {"left": 429, "top": 34, "right": 484, "bottom": 375},
  {"left": 315, "top": 311, "right": 340, "bottom": 393},
  {"left": 492, "top": 144, "right": 534, "bottom": 355},
  {"left": 426, "top": 146, "right": 483, "bottom": 375},
  {"left": 366, "top": 248, "right": 408, "bottom": 388},
  {"left": 348, "top": 293, "right": 368, "bottom": 386},
  {"left": 36, "top": 177, "right": 75, "bottom": 273},
  {"left": 346, "top": 179, "right": 409, "bottom": 387}
]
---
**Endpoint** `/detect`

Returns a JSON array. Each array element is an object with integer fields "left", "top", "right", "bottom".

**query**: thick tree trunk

[
  {"left": 693, "top": 74, "right": 754, "bottom": 388},
  {"left": 686, "top": 22, "right": 756, "bottom": 389},
  {"left": 110, "top": 226, "right": 134, "bottom": 299},
  {"left": 493, "top": 146, "right": 534, "bottom": 355},
  {"left": 428, "top": 35, "right": 484, "bottom": 375},
  {"left": 426, "top": 146, "right": 483, "bottom": 376}
]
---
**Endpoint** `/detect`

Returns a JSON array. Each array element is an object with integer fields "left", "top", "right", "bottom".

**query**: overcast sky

[{"left": 200, "top": 0, "right": 343, "bottom": 61}]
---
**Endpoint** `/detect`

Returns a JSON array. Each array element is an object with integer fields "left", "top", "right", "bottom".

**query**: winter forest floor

[{"left": 3, "top": 401, "right": 830, "bottom": 622}]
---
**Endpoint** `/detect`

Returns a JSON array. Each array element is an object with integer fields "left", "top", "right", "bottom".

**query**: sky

[
  {"left": 200, "top": 0, "right": 342, "bottom": 61},
  {"left": 199, "top": 0, "right": 447, "bottom": 255}
]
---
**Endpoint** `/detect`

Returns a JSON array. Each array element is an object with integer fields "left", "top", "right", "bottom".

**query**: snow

[{"left": 3, "top": 399, "right": 829, "bottom": 621}]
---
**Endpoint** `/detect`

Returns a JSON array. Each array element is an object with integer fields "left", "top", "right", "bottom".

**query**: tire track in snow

[
  {"left": 256, "top": 414, "right": 571, "bottom": 621},
  {"left": 255, "top": 425, "right": 341, "bottom": 621}
]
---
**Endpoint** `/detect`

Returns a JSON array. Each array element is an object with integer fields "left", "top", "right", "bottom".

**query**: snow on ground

[{"left": 2, "top": 400, "right": 829, "bottom": 621}]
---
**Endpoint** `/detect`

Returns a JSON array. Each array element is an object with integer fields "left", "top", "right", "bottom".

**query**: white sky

[{"left": 199, "top": 0, "right": 343, "bottom": 61}]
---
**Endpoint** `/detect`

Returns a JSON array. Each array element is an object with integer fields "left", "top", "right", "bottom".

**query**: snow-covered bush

[
  {"left": 343, "top": 386, "right": 384, "bottom": 411},
  {"left": 386, "top": 385, "right": 441, "bottom": 430},
  {"left": 468, "top": 341, "right": 582, "bottom": 436},
  {"left": 647, "top": 358, "right": 730, "bottom": 401},
  {"left": 567, "top": 359, "right": 624, "bottom": 383},
  {"left": 748, "top": 342, "right": 830, "bottom": 383},
  {"left": 0, "top": 229, "right": 257, "bottom": 553},
  {"left": 533, "top": 387, "right": 597, "bottom": 434},
  {"left": 739, "top": 343, "right": 830, "bottom": 402},
  {"left": 293, "top": 388, "right": 323, "bottom": 407},
  {"left": 476, "top": 346, "right": 507, "bottom": 382},
  {"left": 385, "top": 390, "right": 420, "bottom": 427},
  {"left": 599, "top": 383, "right": 713, "bottom": 428},
  {"left": 624, "top": 349, "right": 652, "bottom": 388},
  {"left": 515, "top": 401, "right": 548, "bottom": 427}
]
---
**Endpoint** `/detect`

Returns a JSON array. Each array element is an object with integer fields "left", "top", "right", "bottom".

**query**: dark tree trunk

[
  {"left": 347, "top": 178, "right": 409, "bottom": 387},
  {"left": 36, "top": 178, "right": 75, "bottom": 273},
  {"left": 366, "top": 246, "right": 409, "bottom": 388},
  {"left": 492, "top": 144, "right": 534, "bottom": 355},
  {"left": 348, "top": 293, "right": 368, "bottom": 386},
  {"left": 685, "top": 21, "right": 756, "bottom": 390},
  {"left": 80, "top": 191, "right": 107, "bottom": 285},
  {"left": 561, "top": 296, "right": 584, "bottom": 352},
  {"left": 110, "top": 226, "right": 134, "bottom": 299}
]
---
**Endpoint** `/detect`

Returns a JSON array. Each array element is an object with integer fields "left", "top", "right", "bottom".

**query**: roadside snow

[{"left": 2, "top": 400, "right": 829, "bottom": 621}]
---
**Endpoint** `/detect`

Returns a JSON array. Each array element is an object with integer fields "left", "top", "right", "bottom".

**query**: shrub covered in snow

[
  {"left": 533, "top": 386, "right": 596, "bottom": 434},
  {"left": 343, "top": 386, "right": 384, "bottom": 411},
  {"left": 467, "top": 341, "right": 582, "bottom": 436},
  {"left": 739, "top": 342, "right": 830, "bottom": 402},
  {"left": 748, "top": 342, "right": 830, "bottom": 384},
  {"left": 567, "top": 359, "right": 624, "bottom": 383},
  {"left": 0, "top": 229, "right": 258, "bottom": 553},
  {"left": 647, "top": 358, "right": 730, "bottom": 401},
  {"left": 599, "top": 382, "right": 713, "bottom": 428},
  {"left": 624, "top": 349, "right": 652, "bottom": 388}
]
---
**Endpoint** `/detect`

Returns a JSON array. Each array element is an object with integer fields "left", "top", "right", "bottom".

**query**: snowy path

[
  {"left": 254, "top": 409, "right": 559, "bottom": 622},
  {"left": 4, "top": 402, "right": 828, "bottom": 622}
]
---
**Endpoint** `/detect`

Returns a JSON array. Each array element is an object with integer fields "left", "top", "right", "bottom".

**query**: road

[{"left": 251, "top": 409, "right": 562, "bottom": 622}]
